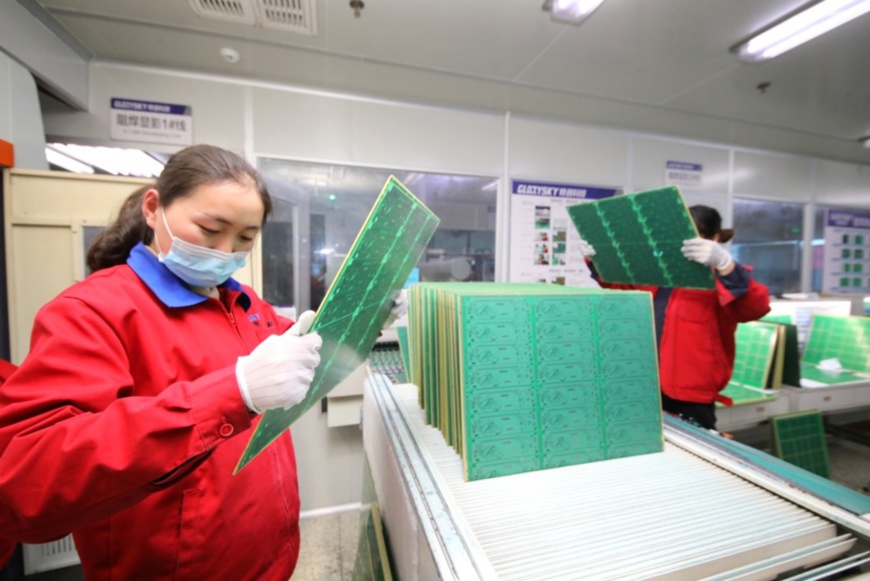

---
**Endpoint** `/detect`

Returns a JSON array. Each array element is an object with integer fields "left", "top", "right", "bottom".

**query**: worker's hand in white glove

[
  {"left": 681, "top": 237, "right": 733, "bottom": 271},
  {"left": 578, "top": 239, "right": 596, "bottom": 258},
  {"left": 236, "top": 310, "right": 322, "bottom": 414},
  {"left": 383, "top": 289, "right": 408, "bottom": 329}
]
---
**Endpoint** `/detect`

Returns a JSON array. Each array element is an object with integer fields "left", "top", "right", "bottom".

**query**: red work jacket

[
  {"left": 597, "top": 267, "right": 770, "bottom": 404},
  {"left": 0, "top": 359, "right": 18, "bottom": 569},
  {"left": 0, "top": 244, "right": 300, "bottom": 580},
  {"left": 656, "top": 280, "right": 770, "bottom": 403}
]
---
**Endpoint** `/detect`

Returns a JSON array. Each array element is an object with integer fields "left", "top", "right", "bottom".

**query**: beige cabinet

[{"left": 3, "top": 169, "right": 259, "bottom": 363}]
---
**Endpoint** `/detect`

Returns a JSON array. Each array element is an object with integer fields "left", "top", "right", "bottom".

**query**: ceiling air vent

[
  {"left": 254, "top": 0, "right": 317, "bottom": 36},
  {"left": 189, "top": 0, "right": 257, "bottom": 24}
]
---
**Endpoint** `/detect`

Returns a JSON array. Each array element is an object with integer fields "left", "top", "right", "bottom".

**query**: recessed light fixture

[
  {"left": 220, "top": 47, "right": 241, "bottom": 64},
  {"left": 734, "top": 0, "right": 870, "bottom": 63},
  {"left": 541, "top": 0, "right": 605, "bottom": 25}
]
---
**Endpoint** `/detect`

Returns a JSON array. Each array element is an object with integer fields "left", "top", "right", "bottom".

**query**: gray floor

[
  {"left": 293, "top": 509, "right": 363, "bottom": 581},
  {"left": 20, "top": 428, "right": 870, "bottom": 580}
]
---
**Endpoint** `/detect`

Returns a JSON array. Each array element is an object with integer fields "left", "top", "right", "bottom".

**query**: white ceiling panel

[{"left": 24, "top": 0, "right": 870, "bottom": 165}]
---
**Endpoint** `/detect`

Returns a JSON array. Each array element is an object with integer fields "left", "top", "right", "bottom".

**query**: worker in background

[
  {"left": 581, "top": 205, "right": 770, "bottom": 431},
  {"left": 0, "top": 144, "right": 405, "bottom": 580}
]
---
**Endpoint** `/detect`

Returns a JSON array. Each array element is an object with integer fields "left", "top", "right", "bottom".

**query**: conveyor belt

[{"left": 364, "top": 374, "right": 869, "bottom": 580}]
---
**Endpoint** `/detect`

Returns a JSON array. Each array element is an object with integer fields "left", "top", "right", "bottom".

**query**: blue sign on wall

[{"left": 511, "top": 180, "right": 619, "bottom": 200}]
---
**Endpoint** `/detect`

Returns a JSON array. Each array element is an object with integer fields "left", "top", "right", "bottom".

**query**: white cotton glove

[
  {"left": 681, "top": 237, "right": 733, "bottom": 271},
  {"left": 578, "top": 239, "right": 596, "bottom": 258},
  {"left": 383, "top": 289, "right": 408, "bottom": 329},
  {"left": 236, "top": 310, "right": 322, "bottom": 414}
]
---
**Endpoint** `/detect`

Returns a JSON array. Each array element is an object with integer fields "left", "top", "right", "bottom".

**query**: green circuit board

[
  {"left": 351, "top": 502, "right": 393, "bottom": 581},
  {"left": 566, "top": 186, "right": 714, "bottom": 289},
  {"left": 802, "top": 314, "right": 870, "bottom": 373},
  {"left": 719, "top": 383, "right": 775, "bottom": 405},
  {"left": 731, "top": 321, "right": 779, "bottom": 387},
  {"left": 396, "top": 326, "right": 410, "bottom": 376},
  {"left": 717, "top": 321, "right": 781, "bottom": 407},
  {"left": 771, "top": 410, "right": 830, "bottom": 478},
  {"left": 409, "top": 283, "right": 663, "bottom": 482},
  {"left": 775, "top": 323, "right": 801, "bottom": 387},
  {"left": 235, "top": 176, "right": 440, "bottom": 473}
]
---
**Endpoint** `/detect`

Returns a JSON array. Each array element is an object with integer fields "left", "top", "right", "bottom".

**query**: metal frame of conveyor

[{"left": 363, "top": 372, "right": 499, "bottom": 580}]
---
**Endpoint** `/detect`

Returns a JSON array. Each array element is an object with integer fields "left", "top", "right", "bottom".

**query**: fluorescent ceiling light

[
  {"left": 544, "top": 0, "right": 605, "bottom": 24},
  {"left": 47, "top": 144, "right": 165, "bottom": 177},
  {"left": 45, "top": 147, "right": 95, "bottom": 174},
  {"left": 736, "top": 0, "right": 870, "bottom": 62},
  {"left": 481, "top": 179, "right": 499, "bottom": 191}
]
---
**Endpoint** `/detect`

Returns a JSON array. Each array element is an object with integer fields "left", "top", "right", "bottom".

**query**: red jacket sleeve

[
  {"left": 0, "top": 359, "right": 17, "bottom": 383},
  {"left": 586, "top": 258, "right": 657, "bottom": 293},
  {"left": 0, "top": 297, "right": 252, "bottom": 543},
  {"left": 716, "top": 271, "right": 771, "bottom": 323},
  {"left": 0, "top": 361, "right": 17, "bottom": 554}
]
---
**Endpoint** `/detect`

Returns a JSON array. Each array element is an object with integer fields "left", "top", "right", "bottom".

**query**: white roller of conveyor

[{"left": 363, "top": 375, "right": 866, "bottom": 580}]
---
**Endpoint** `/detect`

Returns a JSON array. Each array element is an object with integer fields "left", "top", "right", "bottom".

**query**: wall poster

[
  {"left": 821, "top": 208, "right": 870, "bottom": 293},
  {"left": 110, "top": 97, "right": 193, "bottom": 146},
  {"left": 509, "top": 179, "right": 619, "bottom": 287}
]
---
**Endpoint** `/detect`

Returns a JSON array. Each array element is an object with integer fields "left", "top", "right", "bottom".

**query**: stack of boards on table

[{"left": 407, "top": 282, "right": 663, "bottom": 481}]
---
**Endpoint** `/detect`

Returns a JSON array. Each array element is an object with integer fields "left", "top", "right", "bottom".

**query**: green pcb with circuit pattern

[
  {"left": 566, "top": 186, "right": 714, "bottom": 289},
  {"left": 718, "top": 321, "right": 780, "bottom": 406},
  {"left": 235, "top": 176, "right": 440, "bottom": 473},
  {"left": 802, "top": 314, "right": 870, "bottom": 373},
  {"left": 771, "top": 410, "right": 830, "bottom": 478},
  {"left": 408, "top": 283, "right": 663, "bottom": 481}
]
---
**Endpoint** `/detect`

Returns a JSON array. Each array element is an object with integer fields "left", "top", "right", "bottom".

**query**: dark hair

[
  {"left": 86, "top": 145, "right": 272, "bottom": 272},
  {"left": 688, "top": 205, "right": 722, "bottom": 240},
  {"left": 86, "top": 185, "right": 152, "bottom": 273}
]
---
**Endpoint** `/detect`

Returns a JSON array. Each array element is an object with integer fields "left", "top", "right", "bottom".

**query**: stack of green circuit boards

[
  {"left": 407, "top": 282, "right": 663, "bottom": 481},
  {"left": 719, "top": 321, "right": 782, "bottom": 406},
  {"left": 566, "top": 186, "right": 714, "bottom": 289},
  {"left": 762, "top": 313, "right": 802, "bottom": 386},
  {"left": 800, "top": 314, "right": 870, "bottom": 386},
  {"left": 235, "top": 176, "right": 440, "bottom": 473}
]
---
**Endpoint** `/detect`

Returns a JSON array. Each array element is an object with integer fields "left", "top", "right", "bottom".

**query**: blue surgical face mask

[{"left": 156, "top": 210, "right": 249, "bottom": 288}]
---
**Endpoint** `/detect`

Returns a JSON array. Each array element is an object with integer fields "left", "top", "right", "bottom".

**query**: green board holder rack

[
  {"left": 235, "top": 176, "right": 440, "bottom": 473},
  {"left": 566, "top": 186, "right": 715, "bottom": 289}
]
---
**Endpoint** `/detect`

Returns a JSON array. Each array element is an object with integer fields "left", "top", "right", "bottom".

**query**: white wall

[
  {"left": 0, "top": 52, "right": 48, "bottom": 170},
  {"left": 0, "top": 1, "right": 88, "bottom": 110}
]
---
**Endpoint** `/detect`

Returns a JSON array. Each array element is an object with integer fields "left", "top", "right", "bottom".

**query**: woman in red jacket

[
  {"left": 0, "top": 145, "right": 324, "bottom": 580},
  {"left": 583, "top": 205, "right": 770, "bottom": 431}
]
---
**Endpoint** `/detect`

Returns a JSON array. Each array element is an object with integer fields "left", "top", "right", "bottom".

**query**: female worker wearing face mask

[{"left": 0, "top": 145, "right": 383, "bottom": 580}]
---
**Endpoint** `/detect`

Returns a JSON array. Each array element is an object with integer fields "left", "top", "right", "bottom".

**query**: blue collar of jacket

[{"left": 127, "top": 242, "right": 251, "bottom": 310}]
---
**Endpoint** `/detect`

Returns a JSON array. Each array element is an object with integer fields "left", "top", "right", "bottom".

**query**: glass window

[
  {"left": 731, "top": 199, "right": 804, "bottom": 296},
  {"left": 257, "top": 159, "right": 497, "bottom": 311},
  {"left": 83, "top": 225, "right": 106, "bottom": 277}
]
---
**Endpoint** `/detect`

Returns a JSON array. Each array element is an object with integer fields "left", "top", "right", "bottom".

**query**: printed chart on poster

[
  {"left": 509, "top": 180, "right": 619, "bottom": 286},
  {"left": 822, "top": 209, "right": 870, "bottom": 293}
]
